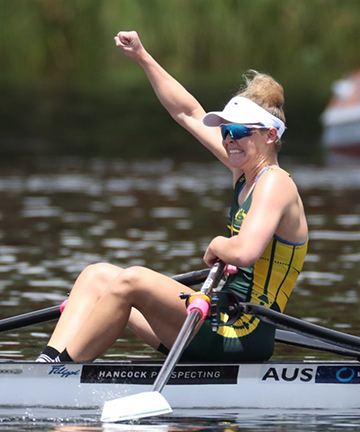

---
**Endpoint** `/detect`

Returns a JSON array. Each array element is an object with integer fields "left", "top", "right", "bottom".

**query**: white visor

[{"left": 203, "top": 96, "right": 286, "bottom": 139}]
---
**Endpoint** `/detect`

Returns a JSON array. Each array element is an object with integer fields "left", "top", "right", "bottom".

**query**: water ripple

[{"left": 310, "top": 230, "right": 360, "bottom": 241}]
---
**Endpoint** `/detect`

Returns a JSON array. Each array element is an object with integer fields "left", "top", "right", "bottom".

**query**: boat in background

[{"left": 321, "top": 70, "right": 360, "bottom": 156}]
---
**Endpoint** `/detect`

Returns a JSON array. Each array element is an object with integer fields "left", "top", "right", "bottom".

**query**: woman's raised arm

[{"left": 114, "top": 31, "right": 230, "bottom": 168}]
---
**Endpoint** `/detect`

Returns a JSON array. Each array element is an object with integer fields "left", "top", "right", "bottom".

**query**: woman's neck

[
  {"left": 232, "top": 154, "right": 279, "bottom": 187},
  {"left": 245, "top": 157, "right": 279, "bottom": 182}
]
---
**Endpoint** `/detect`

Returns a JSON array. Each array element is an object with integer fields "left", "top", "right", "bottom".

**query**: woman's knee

[
  {"left": 76, "top": 263, "right": 122, "bottom": 295},
  {"left": 107, "top": 266, "right": 148, "bottom": 298}
]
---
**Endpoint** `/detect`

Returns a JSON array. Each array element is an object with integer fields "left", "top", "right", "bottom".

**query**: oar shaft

[
  {"left": 241, "top": 302, "right": 360, "bottom": 354},
  {"left": 0, "top": 305, "right": 61, "bottom": 333},
  {"left": 152, "top": 309, "right": 201, "bottom": 393},
  {"left": 276, "top": 329, "right": 360, "bottom": 358},
  {"left": 152, "top": 261, "right": 225, "bottom": 393}
]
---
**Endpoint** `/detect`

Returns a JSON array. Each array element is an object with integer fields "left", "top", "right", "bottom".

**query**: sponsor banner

[
  {"left": 260, "top": 364, "right": 360, "bottom": 384},
  {"left": 81, "top": 364, "right": 238, "bottom": 385},
  {"left": 315, "top": 366, "right": 360, "bottom": 384}
]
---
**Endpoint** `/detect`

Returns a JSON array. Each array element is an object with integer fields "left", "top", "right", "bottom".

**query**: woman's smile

[{"left": 229, "top": 149, "right": 244, "bottom": 154}]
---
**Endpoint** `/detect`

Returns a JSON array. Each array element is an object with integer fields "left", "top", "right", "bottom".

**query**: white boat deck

[{"left": 0, "top": 359, "right": 359, "bottom": 410}]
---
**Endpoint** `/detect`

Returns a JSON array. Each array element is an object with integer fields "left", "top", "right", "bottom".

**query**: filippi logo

[
  {"left": 315, "top": 366, "right": 360, "bottom": 384},
  {"left": 49, "top": 365, "right": 80, "bottom": 378}
]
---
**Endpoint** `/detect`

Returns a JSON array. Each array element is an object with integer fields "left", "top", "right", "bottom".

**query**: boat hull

[
  {"left": 321, "top": 121, "right": 360, "bottom": 155},
  {"left": 320, "top": 71, "right": 360, "bottom": 157},
  {"left": 1, "top": 360, "right": 360, "bottom": 410}
]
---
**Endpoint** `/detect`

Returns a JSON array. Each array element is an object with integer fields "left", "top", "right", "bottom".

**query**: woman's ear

[{"left": 266, "top": 128, "right": 278, "bottom": 145}]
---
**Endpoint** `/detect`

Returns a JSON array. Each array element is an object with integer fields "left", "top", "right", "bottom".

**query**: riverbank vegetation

[{"left": 1, "top": 0, "right": 360, "bottom": 159}]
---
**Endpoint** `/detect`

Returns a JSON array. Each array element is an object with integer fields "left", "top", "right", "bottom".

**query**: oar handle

[
  {"left": 185, "top": 261, "right": 226, "bottom": 322},
  {"left": 199, "top": 261, "right": 225, "bottom": 295},
  {"left": 172, "top": 268, "right": 210, "bottom": 286}
]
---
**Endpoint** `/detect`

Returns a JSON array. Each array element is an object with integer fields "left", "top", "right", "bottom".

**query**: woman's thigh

[{"left": 110, "top": 266, "right": 196, "bottom": 350}]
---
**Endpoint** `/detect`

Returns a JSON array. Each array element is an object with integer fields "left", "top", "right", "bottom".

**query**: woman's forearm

[
  {"left": 138, "top": 51, "right": 206, "bottom": 125},
  {"left": 115, "top": 31, "right": 204, "bottom": 126},
  {"left": 115, "top": 31, "right": 229, "bottom": 167},
  {"left": 204, "top": 236, "right": 261, "bottom": 269}
]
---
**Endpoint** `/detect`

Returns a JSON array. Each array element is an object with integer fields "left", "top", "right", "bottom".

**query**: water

[
  {"left": 0, "top": 155, "right": 359, "bottom": 431},
  {"left": 1, "top": 408, "right": 360, "bottom": 431}
]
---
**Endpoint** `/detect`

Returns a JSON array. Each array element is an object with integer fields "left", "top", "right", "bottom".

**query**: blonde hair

[{"left": 237, "top": 70, "right": 285, "bottom": 151}]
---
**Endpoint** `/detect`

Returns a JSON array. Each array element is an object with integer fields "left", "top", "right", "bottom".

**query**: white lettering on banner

[
  {"left": 80, "top": 365, "right": 239, "bottom": 385},
  {"left": 261, "top": 367, "right": 315, "bottom": 383},
  {"left": 98, "top": 370, "right": 148, "bottom": 379},
  {"left": 170, "top": 370, "right": 222, "bottom": 380}
]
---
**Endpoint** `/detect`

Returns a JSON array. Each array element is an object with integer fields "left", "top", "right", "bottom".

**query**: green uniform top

[
  {"left": 161, "top": 167, "right": 308, "bottom": 362},
  {"left": 218, "top": 167, "right": 308, "bottom": 339}
]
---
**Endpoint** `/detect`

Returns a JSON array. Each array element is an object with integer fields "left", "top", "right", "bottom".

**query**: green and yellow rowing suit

[{"left": 180, "top": 167, "right": 308, "bottom": 362}]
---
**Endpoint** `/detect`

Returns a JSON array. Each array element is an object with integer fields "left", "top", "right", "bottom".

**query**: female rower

[{"left": 36, "top": 31, "right": 308, "bottom": 363}]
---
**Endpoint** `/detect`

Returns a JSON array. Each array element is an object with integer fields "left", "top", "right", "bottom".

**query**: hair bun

[{"left": 237, "top": 70, "right": 285, "bottom": 123}]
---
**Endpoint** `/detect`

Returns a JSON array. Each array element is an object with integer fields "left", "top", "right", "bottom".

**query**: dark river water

[{"left": 0, "top": 154, "right": 359, "bottom": 431}]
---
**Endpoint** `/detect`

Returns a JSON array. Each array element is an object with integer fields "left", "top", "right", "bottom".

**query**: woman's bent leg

[
  {"left": 66, "top": 266, "right": 194, "bottom": 362},
  {"left": 47, "top": 263, "right": 124, "bottom": 353}
]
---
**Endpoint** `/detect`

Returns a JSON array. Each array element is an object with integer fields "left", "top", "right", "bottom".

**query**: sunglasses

[{"left": 220, "top": 124, "right": 267, "bottom": 141}]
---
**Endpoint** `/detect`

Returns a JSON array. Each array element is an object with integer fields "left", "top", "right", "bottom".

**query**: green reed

[
  {"left": 2, "top": 0, "right": 360, "bottom": 87},
  {"left": 1, "top": 0, "right": 360, "bottom": 158}
]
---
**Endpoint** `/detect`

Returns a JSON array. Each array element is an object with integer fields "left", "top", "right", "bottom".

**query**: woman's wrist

[{"left": 137, "top": 49, "right": 154, "bottom": 68}]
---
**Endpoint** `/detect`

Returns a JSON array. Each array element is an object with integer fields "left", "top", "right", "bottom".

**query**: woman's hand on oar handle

[
  {"left": 114, "top": 30, "right": 147, "bottom": 63},
  {"left": 203, "top": 237, "right": 239, "bottom": 278},
  {"left": 203, "top": 236, "right": 224, "bottom": 267}
]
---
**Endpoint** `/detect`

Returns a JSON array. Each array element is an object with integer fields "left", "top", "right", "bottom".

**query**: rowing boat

[
  {"left": 1, "top": 274, "right": 360, "bottom": 416},
  {"left": 0, "top": 359, "right": 360, "bottom": 410}
]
